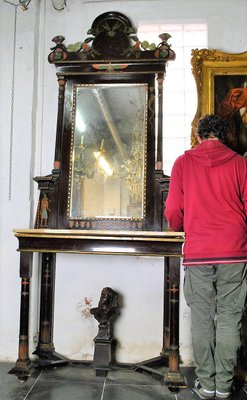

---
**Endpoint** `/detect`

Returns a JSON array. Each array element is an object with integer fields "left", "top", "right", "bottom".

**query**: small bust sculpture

[
  {"left": 90, "top": 287, "right": 119, "bottom": 324},
  {"left": 90, "top": 287, "right": 119, "bottom": 341}
]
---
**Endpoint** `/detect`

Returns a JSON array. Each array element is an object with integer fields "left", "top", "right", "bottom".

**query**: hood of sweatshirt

[{"left": 185, "top": 140, "right": 237, "bottom": 167}]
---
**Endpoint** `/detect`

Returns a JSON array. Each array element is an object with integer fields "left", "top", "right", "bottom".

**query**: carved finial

[
  {"left": 48, "top": 36, "right": 68, "bottom": 63},
  {"left": 159, "top": 33, "right": 171, "bottom": 43},
  {"left": 155, "top": 33, "right": 175, "bottom": 60}
]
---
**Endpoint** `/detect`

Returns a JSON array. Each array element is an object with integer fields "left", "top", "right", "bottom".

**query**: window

[{"left": 138, "top": 23, "right": 207, "bottom": 175}]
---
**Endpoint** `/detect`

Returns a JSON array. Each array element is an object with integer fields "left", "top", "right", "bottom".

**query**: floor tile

[
  {"left": 0, "top": 362, "right": 41, "bottom": 400},
  {"left": 39, "top": 364, "right": 105, "bottom": 384},
  {"left": 3, "top": 362, "right": 247, "bottom": 400},
  {"left": 102, "top": 384, "right": 175, "bottom": 400},
  {"left": 25, "top": 380, "right": 103, "bottom": 400},
  {"left": 106, "top": 368, "right": 162, "bottom": 386}
]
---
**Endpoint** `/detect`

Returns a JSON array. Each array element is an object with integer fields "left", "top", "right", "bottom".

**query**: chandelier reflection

[
  {"left": 73, "top": 127, "right": 143, "bottom": 202},
  {"left": 73, "top": 137, "right": 113, "bottom": 184},
  {"left": 118, "top": 113, "right": 144, "bottom": 202},
  {"left": 93, "top": 139, "right": 113, "bottom": 177},
  {"left": 72, "top": 108, "right": 145, "bottom": 211}
]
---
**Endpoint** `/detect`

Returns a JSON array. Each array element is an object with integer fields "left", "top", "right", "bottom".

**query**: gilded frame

[
  {"left": 67, "top": 82, "right": 148, "bottom": 223},
  {"left": 191, "top": 49, "right": 247, "bottom": 155}
]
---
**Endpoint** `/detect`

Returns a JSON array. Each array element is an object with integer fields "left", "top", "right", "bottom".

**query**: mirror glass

[{"left": 68, "top": 83, "right": 147, "bottom": 220}]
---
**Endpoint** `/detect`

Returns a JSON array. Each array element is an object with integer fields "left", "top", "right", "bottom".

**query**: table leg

[
  {"left": 34, "top": 253, "right": 56, "bottom": 357},
  {"left": 164, "top": 257, "right": 186, "bottom": 389},
  {"left": 33, "top": 252, "right": 69, "bottom": 366},
  {"left": 161, "top": 257, "right": 170, "bottom": 357},
  {"left": 9, "top": 252, "right": 33, "bottom": 379}
]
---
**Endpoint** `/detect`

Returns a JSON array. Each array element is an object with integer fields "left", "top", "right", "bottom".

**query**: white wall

[{"left": 0, "top": 0, "right": 246, "bottom": 366}]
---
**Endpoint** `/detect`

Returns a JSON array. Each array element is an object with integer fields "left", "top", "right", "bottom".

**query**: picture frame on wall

[{"left": 191, "top": 49, "right": 247, "bottom": 156}]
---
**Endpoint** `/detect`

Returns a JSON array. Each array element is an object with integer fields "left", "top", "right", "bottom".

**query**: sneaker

[
  {"left": 215, "top": 389, "right": 231, "bottom": 399},
  {"left": 192, "top": 379, "right": 215, "bottom": 399}
]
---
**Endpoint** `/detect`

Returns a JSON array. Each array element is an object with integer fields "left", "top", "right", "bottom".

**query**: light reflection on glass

[{"left": 68, "top": 83, "right": 147, "bottom": 221}]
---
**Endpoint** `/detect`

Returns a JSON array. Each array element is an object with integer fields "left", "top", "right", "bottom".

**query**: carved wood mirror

[{"left": 34, "top": 11, "right": 175, "bottom": 231}]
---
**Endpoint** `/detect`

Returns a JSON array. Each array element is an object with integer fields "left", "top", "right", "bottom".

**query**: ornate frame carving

[
  {"left": 191, "top": 49, "right": 247, "bottom": 155},
  {"left": 34, "top": 11, "right": 176, "bottom": 231}
]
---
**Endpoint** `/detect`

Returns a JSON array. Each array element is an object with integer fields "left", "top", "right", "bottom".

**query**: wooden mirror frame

[{"left": 34, "top": 11, "right": 175, "bottom": 231}]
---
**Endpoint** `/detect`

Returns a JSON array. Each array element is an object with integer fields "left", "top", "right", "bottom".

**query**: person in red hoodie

[{"left": 165, "top": 114, "right": 247, "bottom": 400}]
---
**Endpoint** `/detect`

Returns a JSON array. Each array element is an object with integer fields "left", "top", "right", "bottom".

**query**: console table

[
  {"left": 8, "top": 11, "right": 186, "bottom": 388},
  {"left": 10, "top": 229, "right": 185, "bottom": 387}
]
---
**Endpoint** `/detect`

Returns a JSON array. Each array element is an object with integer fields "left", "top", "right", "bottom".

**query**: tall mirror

[
  {"left": 34, "top": 11, "right": 175, "bottom": 231},
  {"left": 68, "top": 83, "right": 147, "bottom": 220}
]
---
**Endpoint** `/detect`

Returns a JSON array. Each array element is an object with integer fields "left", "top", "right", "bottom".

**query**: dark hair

[{"left": 197, "top": 114, "right": 225, "bottom": 141}]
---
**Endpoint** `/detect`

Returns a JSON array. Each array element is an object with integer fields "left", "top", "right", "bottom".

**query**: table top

[
  {"left": 13, "top": 229, "right": 184, "bottom": 257},
  {"left": 13, "top": 228, "right": 184, "bottom": 240}
]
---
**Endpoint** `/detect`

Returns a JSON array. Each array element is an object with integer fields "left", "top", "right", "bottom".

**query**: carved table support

[
  {"left": 162, "top": 256, "right": 170, "bottom": 357},
  {"left": 164, "top": 257, "right": 187, "bottom": 389},
  {"left": 136, "top": 256, "right": 186, "bottom": 388},
  {"left": 34, "top": 253, "right": 56, "bottom": 357},
  {"left": 33, "top": 252, "right": 69, "bottom": 367},
  {"left": 9, "top": 252, "right": 33, "bottom": 379},
  {"left": 10, "top": 229, "right": 185, "bottom": 384}
]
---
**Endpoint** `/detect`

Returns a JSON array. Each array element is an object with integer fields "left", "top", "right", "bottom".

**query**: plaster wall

[{"left": 0, "top": 0, "right": 246, "bottom": 366}]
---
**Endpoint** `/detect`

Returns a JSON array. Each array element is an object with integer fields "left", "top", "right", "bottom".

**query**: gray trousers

[{"left": 184, "top": 263, "right": 247, "bottom": 392}]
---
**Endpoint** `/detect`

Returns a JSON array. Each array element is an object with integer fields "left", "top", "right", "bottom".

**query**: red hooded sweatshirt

[{"left": 165, "top": 140, "right": 247, "bottom": 265}]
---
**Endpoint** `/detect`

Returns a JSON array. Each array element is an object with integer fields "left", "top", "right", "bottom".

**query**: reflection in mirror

[{"left": 68, "top": 83, "right": 147, "bottom": 220}]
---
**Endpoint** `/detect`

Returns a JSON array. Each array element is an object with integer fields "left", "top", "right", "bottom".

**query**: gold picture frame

[{"left": 191, "top": 48, "right": 247, "bottom": 156}]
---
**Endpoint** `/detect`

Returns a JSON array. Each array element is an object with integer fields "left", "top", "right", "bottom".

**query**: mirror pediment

[{"left": 48, "top": 11, "right": 175, "bottom": 63}]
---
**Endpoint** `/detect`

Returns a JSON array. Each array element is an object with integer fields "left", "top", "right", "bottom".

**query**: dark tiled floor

[{"left": 1, "top": 362, "right": 247, "bottom": 400}]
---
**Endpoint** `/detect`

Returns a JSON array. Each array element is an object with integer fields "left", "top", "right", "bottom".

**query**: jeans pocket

[
  {"left": 183, "top": 268, "right": 195, "bottom": 306},
  {"left": 234, "top": 278, "right": 247, "bottom": 312}
]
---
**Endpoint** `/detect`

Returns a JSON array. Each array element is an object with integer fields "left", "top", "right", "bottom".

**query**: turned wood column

[
  {"left": 9, "top": 252, "right": 33, "bottom": 376},
  {"left": 34, "top": 253, "right": 56, "bottom": 357},
  {"left": 54, "top": 76, "right": 66, "bottom": 166},
  {"left": 156, "top": 73, "right": 164, "bottom": 170},
  {"left": 161, "top": 257, "right": 170, "bottom": 357},
  {"left": 168, "top": 257, "right": 180, "bottom": 373},
  {"left": 164, "top": 257, "right": 186, "bottom": 388}
]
